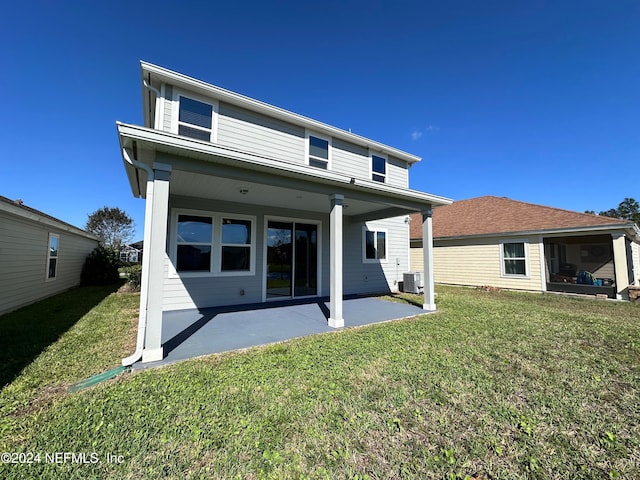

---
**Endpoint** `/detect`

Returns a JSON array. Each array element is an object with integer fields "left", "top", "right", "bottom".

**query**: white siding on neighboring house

[
  {"left": 632, "top": 242, "right": 640, "bottom": 286},
  {"left": 432, "top": 236, "right": 544, "bottom": 292},
  {"left": 0, "top": 210, "right": 98, "bottom": 315}
]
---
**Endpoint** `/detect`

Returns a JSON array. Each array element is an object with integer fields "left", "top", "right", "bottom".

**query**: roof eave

[
  {"left": 431, "top": 223, "right": 639, "bottom": 242},
  {"left": 140, "top": 61, "right": 421, "bottom": 165},
  {"left": 117, "top": 122, "right": 450, "bottom": 208}
]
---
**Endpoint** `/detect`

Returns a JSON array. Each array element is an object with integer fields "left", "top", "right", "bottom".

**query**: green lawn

[{"left": 1, "top": 286, "right": 638, "bottom": 479}]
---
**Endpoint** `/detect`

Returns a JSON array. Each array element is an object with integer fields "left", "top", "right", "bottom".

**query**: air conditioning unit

[{"left": 403, "top": 272, "right": 424, "bottom": 294}]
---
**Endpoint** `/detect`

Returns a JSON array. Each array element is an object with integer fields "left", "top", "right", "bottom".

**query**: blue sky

[{"left": 1, "top": 1, "right": 638, "bottom": 239}]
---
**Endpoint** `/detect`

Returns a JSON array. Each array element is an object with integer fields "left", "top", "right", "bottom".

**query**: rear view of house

[
  {"left": 117, "top": 62, "right": 451, "bottom": 364},
  {"left": 410, "top": 196, "right": 640, "bottom": 300},
  {"left": 0, "top": 196, "right": 99, "bottom": 315}
]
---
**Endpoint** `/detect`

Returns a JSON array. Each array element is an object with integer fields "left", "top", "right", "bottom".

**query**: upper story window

[
  {"left": 307, "top": 133, "right": 330, "bottom": 169},
  {"left": 46, "top": 233, "right": 59, "bottom": 280},
  {"left": 371, "top": 154, "right": 386, "bottom": 183},
  {"left": 501, "top": 241, "right": 528, "bottom": 277},
  {"left": 178, "top": 96, "right": 214, "bottom": 141}
]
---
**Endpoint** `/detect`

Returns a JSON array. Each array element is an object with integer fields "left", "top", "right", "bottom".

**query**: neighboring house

[
  {"left": 117, "top": 62, "right": 452, "bottom": 364},
  {"left": 409, "top": 196, "right": 640, "bottom": 300},
  {"left": 0, "top": 196, "right": 99, "bottom": 315},
  {"left": 119, "top": 243, "right": 142, "bottom": 263}
]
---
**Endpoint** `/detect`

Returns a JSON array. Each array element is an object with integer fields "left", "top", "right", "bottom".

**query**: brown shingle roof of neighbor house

[{"left": 410, "top": 195, "right": 637, "bottom": 240}]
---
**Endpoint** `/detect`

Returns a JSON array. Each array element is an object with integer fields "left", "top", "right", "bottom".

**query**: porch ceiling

[{"left": 170, "top": 170, "right": 396, "bottom": 217}]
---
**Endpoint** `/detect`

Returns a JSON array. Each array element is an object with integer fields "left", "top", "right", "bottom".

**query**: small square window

[
  {"left": 371, "top": 155, "right": 386, "bottom": 183},
  {"left": 364, "top": 229, "right": 387, "bottom": 262},
  {"left": 177, "top": 96, "right": 214, "bottom": 141},
  {"left": 308, "top": 135, "right": 329, "bottom": 169}
]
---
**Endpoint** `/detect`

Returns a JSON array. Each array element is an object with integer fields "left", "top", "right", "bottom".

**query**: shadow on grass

[{"left": 0, "top": 282, "right": 123, "bottom": 389}]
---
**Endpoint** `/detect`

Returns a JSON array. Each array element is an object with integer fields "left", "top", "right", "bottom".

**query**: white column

[
  {"left": 422, "top": 209, "right": 436, "bottom": 310},
  {"left": 328, "top": 194, "right": 344, "bottom": 328},
  {"left": 142, "top": 164, "right": 172, "bottom": 362},
  {"left": 611, "top": 233, "right": 630, "bottom": 300}
]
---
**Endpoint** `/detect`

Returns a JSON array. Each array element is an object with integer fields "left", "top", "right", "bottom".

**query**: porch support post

[
  {"left": 142, "top": 163, "right": 172, "bottom": 362},
  {"left": 422, "top": 208, "right": 436, "bottom": 311},
  {"left": 328, "top": 193, "right": 344, "bottom": 328},
  {"left": 611, "top": 233, "right": 630, "bottom": 300}
]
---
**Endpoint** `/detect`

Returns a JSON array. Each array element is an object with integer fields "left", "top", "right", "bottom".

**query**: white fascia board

[
  {"left": 116, "top": 122, "right": 447, "bottom": 208},
  {"left": 140, "top": 61, "right": 421, "bottom": 165},
  {"left": 0, "top": 202, "right": 99, "bottom": 241},
  {"left": 434, "top": 224, "right": 639, "bottom": 242},
  {"left": 352, "top": 178, "right": 452, "bottom": 207}
]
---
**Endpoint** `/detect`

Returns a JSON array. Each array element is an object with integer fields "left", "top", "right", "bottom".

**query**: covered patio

[{"left": 133, "top": 296, "right": 430, "bottom": 369}]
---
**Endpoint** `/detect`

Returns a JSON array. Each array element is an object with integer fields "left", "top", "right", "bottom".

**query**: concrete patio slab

[{"left": 133, "top": 297, "right": 431, "bottom": 370}]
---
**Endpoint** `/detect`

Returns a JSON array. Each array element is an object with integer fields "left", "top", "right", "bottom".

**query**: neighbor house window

[
  {"left": 371, "top": 154, "right": 386, "bottom": 183},
  {"left": 178, "top": 95, "right": 214, "bottom": 141},
  {"left": 501, "top": 241, "right": 528, "bottom": 276},
  {"left": 172, "top": 211, "right": 255, "bottom": 276},
  {"left": 221, "top": 218, "right": 252, "bottom": 272},
  {"left": 363, "top": 228, "right": 387, "bottom": 262},
  {"left": 176, "top": 214, "right": 213, "bottom": 272},
  {"left": 307, "top": 134, "right": 330, "bottom": 169},
  {"left": 47, "top": 234, "right": 59, "bottom": 279}
]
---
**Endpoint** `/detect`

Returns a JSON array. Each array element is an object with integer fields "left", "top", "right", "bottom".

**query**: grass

[{"left": 1, "top": 286, "right": 639, "bottom": 479}]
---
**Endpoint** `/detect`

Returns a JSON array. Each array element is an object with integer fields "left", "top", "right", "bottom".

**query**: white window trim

[
  {"left": 369, "top": 151, "right": 387, "bottom": 183},
  {"left": 500, "top": 239, "right": 530, "bottom": 278},
  {"left": 362, "top": 227, "right": 388, "bottom": 263},
  {"left": 46, "top": 233, "right": 59, "bottom": 281},
  {"left": 171, "top": 89, "right": 219, "bottom": 143},
  {"left": 169, "top": 209, "right": 256, "bottom": 278},
  {"left": 262, "top": 215, "right": 323, "bottom": 302},
  {"left": 305, "top": 130, "right": 332, "bottom": 170}
]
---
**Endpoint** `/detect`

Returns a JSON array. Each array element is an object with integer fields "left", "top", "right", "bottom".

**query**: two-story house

[{"left": 117, "top": 62, "right": 452, "bottom": 364}]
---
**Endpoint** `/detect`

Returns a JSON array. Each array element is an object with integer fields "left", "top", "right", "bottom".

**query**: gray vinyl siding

[
  {"left": 331, "top": 138, "right": 369, "bottom": 179},
  {"left": 217, "top": 102, "right": 305, "bottom": 164},
  {"left": 159, "top": 86, "right": 412, "bottom": 186},
  {"left": 160, "top": 195, "right": 408, "bottom": 310},
  {"left": 162, "top": 85, "right": 173, "bottom": 131},
  {"left": 343, "top": 216, "right": 409, "bottom": 295},
  {"left": 0, "top": 211, "right": 98, "bottom": 315},
  {"left": 387, "top": 156, "right": 409, "bottom": 188}
]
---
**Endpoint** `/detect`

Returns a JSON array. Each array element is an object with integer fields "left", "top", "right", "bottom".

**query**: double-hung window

[
  {"left": 46, "top": 234, "right": 59, "bottom": 279},
  {"left": 176, "top": 215, "right": 213, "bottom": 272},
  {"left": 363, "top": 228, "right": 387, "bottom": 262},
  {"left": 177, "top": 94, "right": 215, "bottom": 142},
  {"left": 501, "top": 241, "right": 528, "bottom": 276},
  {"left": 307, "top": 133, "right": 330, "bottom": 169},
  {"left": 371, "top": 154, "right": 386, "bottom": 183},
  {"left": 221, "top": 218, "right": 252, "bottom": 272},
  {"left": 173, "top": 211, "right": 255, "bottom": 276}
]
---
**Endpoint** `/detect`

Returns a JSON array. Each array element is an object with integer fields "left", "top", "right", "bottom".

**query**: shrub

[
  {"left": 122, "top": 264, "right": 143, "bottom": 291},
  {"left": 81, "top": 246, "right": 120, "bottom": 286}
]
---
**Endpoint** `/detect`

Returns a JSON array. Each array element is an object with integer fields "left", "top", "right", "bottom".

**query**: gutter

[{"left": 121, "top": 147, "right": 154, "bottom": 367}]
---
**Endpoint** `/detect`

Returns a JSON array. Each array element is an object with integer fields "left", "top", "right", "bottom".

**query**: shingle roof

[{"left": 410, "top": 196, "right": 636, "bottom": 240}]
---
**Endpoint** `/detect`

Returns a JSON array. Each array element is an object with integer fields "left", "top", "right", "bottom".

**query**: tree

[
  {"left": 587, "top": 198, "right": 640, "bottom": 225},
  {"left": 86, "top": 206, "right": 135, "bottom": 250}
]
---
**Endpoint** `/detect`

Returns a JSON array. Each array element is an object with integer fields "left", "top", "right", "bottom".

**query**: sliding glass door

[{"left": 266, "top": 221, "right": 318, "bottom": 299}]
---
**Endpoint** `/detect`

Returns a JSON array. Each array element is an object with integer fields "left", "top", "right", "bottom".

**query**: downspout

[{"left": 121, "top": 147, "right": 155, "bottom": 366}]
